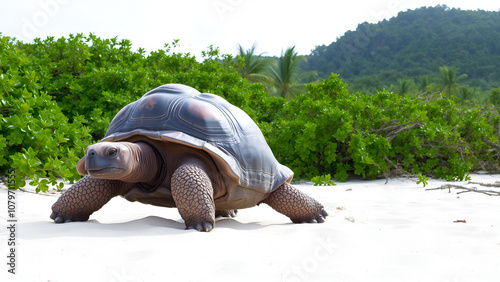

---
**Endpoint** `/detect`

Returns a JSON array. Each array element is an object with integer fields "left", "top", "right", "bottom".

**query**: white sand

[{"left": 1, "top": 174, "right": 499, "bottom": 282}]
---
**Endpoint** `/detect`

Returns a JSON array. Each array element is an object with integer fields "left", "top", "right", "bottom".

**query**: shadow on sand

[{"left": 20, "top": 215, "right": 289, "bottom": 239}]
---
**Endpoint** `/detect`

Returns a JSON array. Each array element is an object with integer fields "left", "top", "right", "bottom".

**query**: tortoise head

[
  {"left": 77, "top": 142, "right": 134, "bottom": 179},
  {"left": 77, "top": 141, "right": 164, "bottom": 185}
]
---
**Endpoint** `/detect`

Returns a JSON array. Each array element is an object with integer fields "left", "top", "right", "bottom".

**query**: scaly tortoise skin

[{"left": 50, "top": 84, "right": 328, "bottom": 231}]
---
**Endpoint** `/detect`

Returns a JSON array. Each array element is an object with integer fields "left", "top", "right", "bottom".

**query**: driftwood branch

[
  {"left": 370, "top": 119, "right": 401, "bottom": 133},
  {"left": 482, "top": 137, "right": 500, "bottom": 154},
  {"left": 369, "top": 120, "right": 424, "bottom": 141},
  {"left": 382, "top": 155, "right": 413, "bottom": 180},
  {"left": 385, "top": 121, "right": 424, "bottom": 141},
  {"left": 426, "top": 182, "right": 500, "bottom": 196},
  {"left": 467, "top": 181, "right": 500, "bottom": 187},
  {"left": 414, "top": 91, "right": 446, "bottom": 102}
]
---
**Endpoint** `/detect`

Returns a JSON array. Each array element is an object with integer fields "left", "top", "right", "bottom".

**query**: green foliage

[
  {"left": 490, "top": 88, "right": 500, "bottom": 106},
  {"left": 311, "top": 174, "right": 336, "bottom": 186},
  {"left": 1, "top": 33, "right": 499, "bottom": 193},
  {"left": 439, "top": 65, "right": 468, "bottom": 96},
  {"left": 268, "top": 46, "right": 316, "bottom": 99},
  {"left": 0, "top": 35, "right": 92, "bottom": 192},
  {"left": 267, "top": 74, "right": 500, "bottom": 182},
  {"left": 416, "top": 173, "right": 429, "bottom": 187},
  {"left": 396, "top": 79, "right": 413, "bottom": 96},
  {"left": 302, "top": 6, "right": 500, "bottom": 97},
  {"left": 236, "top": 43, "right": 276, "bottom": 87}
]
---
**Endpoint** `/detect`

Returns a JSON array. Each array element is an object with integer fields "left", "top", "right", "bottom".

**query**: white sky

[{"left": 1, "top": 0, "right": 498, "bottom": 57}]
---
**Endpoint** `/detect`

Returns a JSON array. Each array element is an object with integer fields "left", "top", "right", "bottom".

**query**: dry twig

[
  {"left": 467, "top": 181, "right": 500, "bottom": 187},
  {"left": 369, "top": 119, "right": 424, "bottom": 141},
  {"left": 385, "top": 121, "right": 424, "bottom": 141},
  {"left": 426, "top": 183, "right": 500, "bottom": 196},
  {"left": 482, "top": 137, "right": 500, "bottom": 156}
]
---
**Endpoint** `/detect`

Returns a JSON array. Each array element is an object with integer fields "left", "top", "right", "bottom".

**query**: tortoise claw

[
  {"left": 54, "top": 216, "right": 65, "bottom": 224},
  {"left": 53, "top": 216, "right": 73, "bottom": 224},
  {"left": 186, "top": 221, "right": 214, "bottom": 232},
  {"left": 51, "top": 212, "right": 66, "bottom": 224},
  {"left": 50, "top": 211, "right": 86, "bottom": 224},
  {"left": 291, "top": 209, "right": 328, "bottom": 224},
  {"left": 321, "top": 209, "right": 329, "bottom": 217}
]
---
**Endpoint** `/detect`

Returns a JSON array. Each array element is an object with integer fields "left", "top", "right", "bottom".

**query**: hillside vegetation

[
  {"left": 1, "top": 33, "right": 499, "bottom": 192},
  {"left": 302, "top": 5, "right": 500, "bottom": 98}
]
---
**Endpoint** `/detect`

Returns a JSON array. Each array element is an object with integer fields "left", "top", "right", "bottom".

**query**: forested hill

[{"left": 302, "top": 5, "right": 500, "bottom": 93}]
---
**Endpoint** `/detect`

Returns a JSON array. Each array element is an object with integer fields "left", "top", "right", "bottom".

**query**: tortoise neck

[{"left": 121, "top": 141, "right": 165, "bottom": 188}]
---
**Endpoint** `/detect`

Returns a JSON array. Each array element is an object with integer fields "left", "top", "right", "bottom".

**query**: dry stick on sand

[{"left": 426, "top": 182, "right": 500, "bottom": 196}]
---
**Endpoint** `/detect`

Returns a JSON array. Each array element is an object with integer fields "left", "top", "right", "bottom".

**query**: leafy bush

[
  {"left": 0, "top": 35, "right": 92, "bottom": 192},
  {"left": 1, "top": 34, "right": 499, "bottom": 192},
  {"left": 267, "top": 74, "right": 500, "bottom": 181}
]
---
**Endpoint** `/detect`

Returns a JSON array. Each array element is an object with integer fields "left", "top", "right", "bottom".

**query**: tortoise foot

[
  {"left": 292, "top": 208, "right": 329, "bottom": 224},
  {"left": 49, "top": 176, "right": 123, "bottom": 225},
  {"left": 172, "top": 163, "right": 216, "bottom": 232},
  {"left": 185, "top": 221, "right": 214, "bottom": 232},
  {"left": 262, "top": 182, "right": 328, "bottom": 224}
]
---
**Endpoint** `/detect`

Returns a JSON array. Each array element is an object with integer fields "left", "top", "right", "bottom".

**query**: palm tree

[
  {"left": 397, "top": 79, "right": 412, "bottom": 95},
  {"left": 236, "top": 43, "right": 276, "bottom": 86},
  {"left": 457, "top": 86, "right": 475, "bottom": 103},
  {"left": 439, "top": 66, "right": 467, "bottom": 96},
  {"left": 268, "top": 46, "right": 316, "bottom": 99},
  {"left": 489, "top": 88, "right": 500, "bottom": 107},
  {"left": 418, "top": 75, "right": 429, "bottom": 93}
]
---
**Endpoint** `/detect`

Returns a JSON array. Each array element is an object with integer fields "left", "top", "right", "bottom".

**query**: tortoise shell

[{"left": 101, "top": 84, "right": 293, "bottom": 202}]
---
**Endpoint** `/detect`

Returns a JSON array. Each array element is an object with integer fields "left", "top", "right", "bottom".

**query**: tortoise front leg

[
  {"left": 50, "top": 176, "right": 126, "bottom": 223},
  {"left": 262, "top": 182, "right": 328, "bottom": 223},
  {"left": 171, "top": 163, "right": 215, "bottom": 232}
]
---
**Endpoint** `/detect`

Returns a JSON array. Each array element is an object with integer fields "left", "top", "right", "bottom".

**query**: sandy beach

[{"left": 1, "top": 174, "right": 499, "bottom": 282}]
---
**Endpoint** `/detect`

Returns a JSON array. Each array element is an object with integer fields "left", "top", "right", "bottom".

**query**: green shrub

[
  {"left": 268, "top": 74, "right": 499, "bottom": 181},
  {"left": 311, "top": 174, "right": 336, "bottom": 186},
  {"left": 1, "top": 34, "right": 499, "bottom": 192},
  {"left": 1, "top": 35, "right": 92, "bottom": 192}
]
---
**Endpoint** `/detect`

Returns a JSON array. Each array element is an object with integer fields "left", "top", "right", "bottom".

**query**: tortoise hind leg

[
  {"left": 50, "top": 176, "right": 126, "bottom": 223},
  {"left": 261, "top": 182, "right": 328, "bottom": 223},
  {"left": 171, "top": 163, "right": 215, "bottom": 232}
]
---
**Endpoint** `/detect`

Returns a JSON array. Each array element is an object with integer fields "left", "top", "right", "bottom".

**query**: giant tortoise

[{"left": 50, "top": 84, "right": 328, "bottom": 231}]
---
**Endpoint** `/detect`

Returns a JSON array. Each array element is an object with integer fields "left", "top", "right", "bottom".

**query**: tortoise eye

[{"left": 107, "top": 148, "right": 118, "bottom": 157}]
